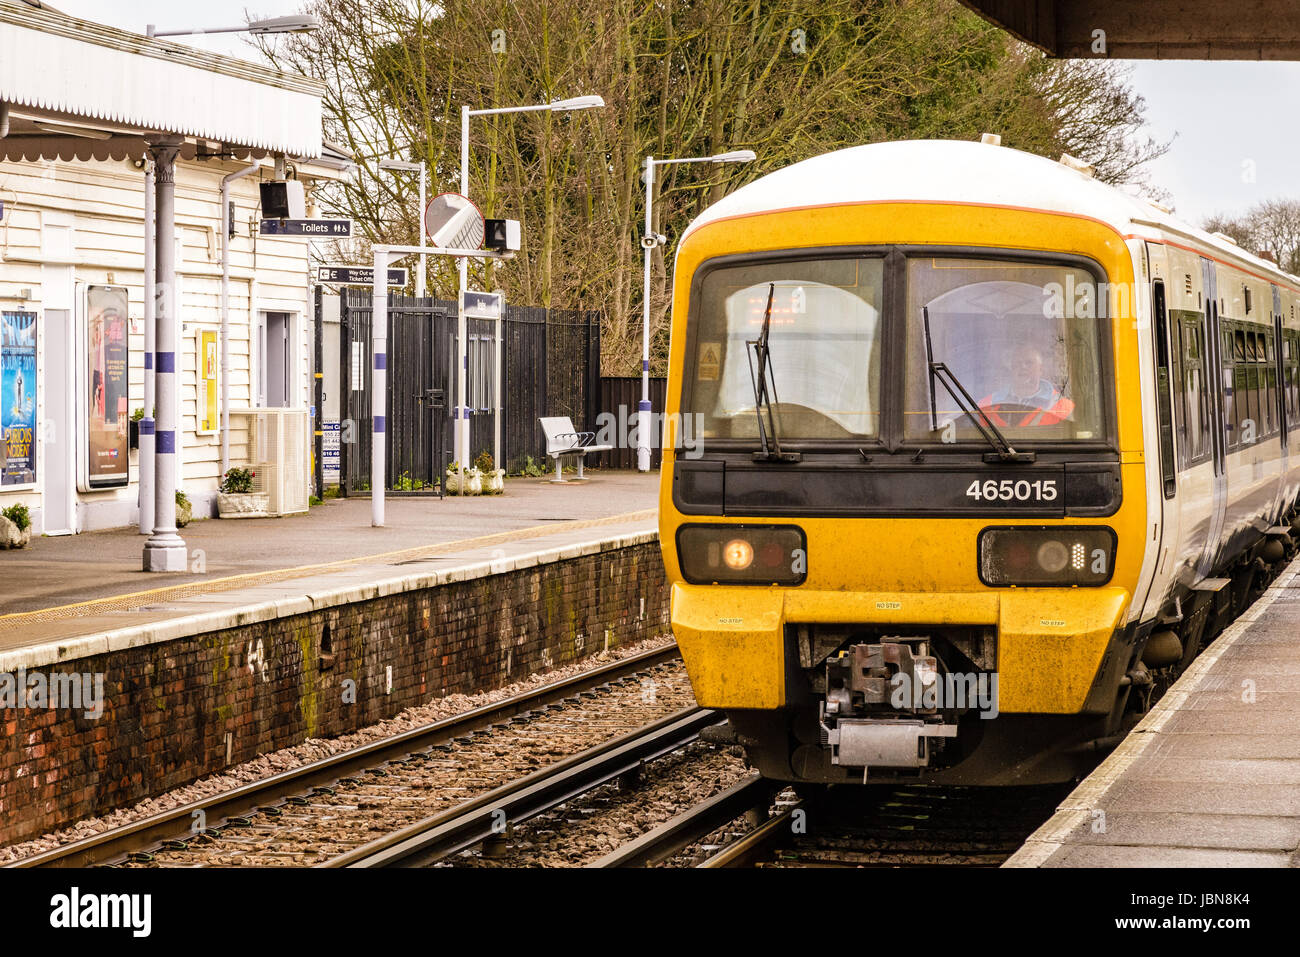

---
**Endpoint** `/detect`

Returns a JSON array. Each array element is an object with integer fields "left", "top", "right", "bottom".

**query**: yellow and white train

[{"left": 658, "top": 139, "right": 1300, "bottom": 785}]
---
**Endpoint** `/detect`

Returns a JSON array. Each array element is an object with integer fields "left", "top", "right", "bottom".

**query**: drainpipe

[{"left": 221, "top": 161, "right": 260, "bottom": 477}]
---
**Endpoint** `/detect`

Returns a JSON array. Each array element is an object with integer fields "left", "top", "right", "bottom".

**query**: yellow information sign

[{"left": 199, "top": 329, "right": 218, "bottom": 433}]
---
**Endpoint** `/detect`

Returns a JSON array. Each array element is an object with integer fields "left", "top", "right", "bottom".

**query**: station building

[{"left": 0, "top": 0, "right": 347, "bottom": 535}]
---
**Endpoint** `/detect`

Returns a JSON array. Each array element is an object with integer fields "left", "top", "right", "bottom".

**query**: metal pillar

[
  {"left": 143, "top": 138, "right": 188, "bottom": 572},
  {"left": 417, "top": 163, "right": 427, "bottom": 300},
  {"left": 493, "top": 308, "right": 502, "bottom": 472},
  {"left": 456, "top": 105, "right": 471, "bottom": 473},
  {"left": 638, "top": 157, "right": 654, "bottom": 473},
  {"left": 138, "top": 158, "right": 156, "bottom": 534},
  {"left": 313, "top": 284, "right": 324, "bottom": 500},
  {"left": 371, "top": 253, "right": 388, "bottom": 526}
]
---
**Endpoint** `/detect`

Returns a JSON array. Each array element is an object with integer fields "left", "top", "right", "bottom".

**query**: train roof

[{"left": 683, "top": 139, "right": 1299, "bottom": 289}]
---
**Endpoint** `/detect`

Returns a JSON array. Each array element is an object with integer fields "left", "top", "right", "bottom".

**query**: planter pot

[
  {"left": 217, "top": 491, "right": 270, "bottom": 518},
  {"left": 445, "top": 469, "right": 483, "bottom": 495},
  {"left": 484, "top": 468, "right": 506, "bottom": 494},
  {"left": 129, "top": 419, "right": 140, "bottom": 450},
  {"left": 0, "top": 515, "right": 30, "bottom": 549},
  {"left": 176, "top": 499, "right": 192, "bottom": 528}
]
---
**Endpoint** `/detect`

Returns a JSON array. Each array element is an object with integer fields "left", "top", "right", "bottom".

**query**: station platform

[
  {"left": 0, "top": 472, "right": 659, "bottom": 657},
  {"left": 1007, "top": 559, "right": 1300, "bottom": 867},
  {"left": 0, "top": 471, "right": 666, "bottom": 846}
]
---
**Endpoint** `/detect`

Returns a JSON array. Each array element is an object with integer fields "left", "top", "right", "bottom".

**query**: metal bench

[{"left": 540, "top": 416, "right": 613, "bottom": 482}]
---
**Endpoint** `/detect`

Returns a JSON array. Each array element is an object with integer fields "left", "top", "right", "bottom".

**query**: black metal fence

[
  {"left": 592, "top": 376, "right": 669, "bottom": 469},
  {"left": 338, "top": 290, "right": 601, "bottom": 491}
]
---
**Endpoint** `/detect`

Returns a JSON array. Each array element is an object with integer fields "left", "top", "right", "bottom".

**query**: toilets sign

[{"left": 259, "top": 218, "right": 353, "bottom": 238}]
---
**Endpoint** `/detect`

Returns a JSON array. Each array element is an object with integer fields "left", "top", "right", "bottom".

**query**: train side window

[
  {"left": 1223, "top": 325, "right": 1238, "bottom": 451},
  {"left": 1264, "top": 330, "right": 1278, "bottom": 436},
  {"left": 1288, "top": 333, "right": 1300, "bottom": 423},
  {"left": 1170, "top": 314, "right": 1189, "bottom": 460},
  {"left": 1182, "top": 316, "right": 1207, "bottom": 464},
  {"left": 1246, "top": 332, "right": 1262, "bottom": 440},
  {"left": 1152, "top": 282, "right": 1177, "bottom": 496},
  {"left": 1289, "top": 334, "right": 1297, "bottom": 423}
]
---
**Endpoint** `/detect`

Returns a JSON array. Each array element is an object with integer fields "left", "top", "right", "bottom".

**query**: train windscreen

[
  {"left": 904, "top": 257, "right": 1106, "bottom": 443},
  {"left": 686, "top": 256, "right": 884, "bottom": 441}
]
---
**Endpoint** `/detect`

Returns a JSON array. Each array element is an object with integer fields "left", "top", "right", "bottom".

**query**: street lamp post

[
  {"left": 379, "top": 159, "right": 427, "bottom": 298},
  {"left": 456, "top": 95, "right": 604, "bottom": 475},
  {"left": 638, "top": 150, "right": 756, "bottom": 472}
]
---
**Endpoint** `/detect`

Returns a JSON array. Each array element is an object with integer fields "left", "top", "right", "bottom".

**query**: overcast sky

[{"left": 53, "top": 1, "right": 1300, "bottom": 227}]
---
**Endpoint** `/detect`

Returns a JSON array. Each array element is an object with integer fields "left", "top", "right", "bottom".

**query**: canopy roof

[
  {"left": 0, "top": 0, "right": 323, "bottom": 162},
  {"left": 958, "top": 0, "right": 1300, "bottom": 59}
]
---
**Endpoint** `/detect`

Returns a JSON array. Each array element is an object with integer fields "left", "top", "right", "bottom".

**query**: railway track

[
  {"left": 591, "top": 774, "right": 773, "bottom": 868},
  {"left": 10, "top": 645, "right": 688, "bottom": 869},
  {"left": 697, "top": 783, "right": 1073, "bottom": 868},
  {"left": 330, "top": 706, "right": 719, "bottom": 867}
]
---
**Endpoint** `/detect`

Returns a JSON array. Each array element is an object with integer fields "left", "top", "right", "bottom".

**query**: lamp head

[
  {"left": 247, "top": 15, "right": 322, "bottom": 34},
  {"left": 710, "top": 150, "right": 757, "bottom": 164},
  {"left": 549, "top": 95, "right": 606, "bottom": 112}
]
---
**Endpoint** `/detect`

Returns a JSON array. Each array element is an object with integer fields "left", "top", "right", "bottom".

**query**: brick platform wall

[{"left": 0, "top": 540, "right": 669, "bottom": 847}]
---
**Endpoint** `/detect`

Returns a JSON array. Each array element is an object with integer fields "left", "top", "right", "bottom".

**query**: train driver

[{"left": 979, "top": 342, "right": 1074, "bottom": 427}]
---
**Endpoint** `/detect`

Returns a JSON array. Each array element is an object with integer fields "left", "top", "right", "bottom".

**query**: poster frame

[
  {"left": 0, "top": 309, "right": 39, "bottom": 491},
  {"left": 76, "top": 283, "right": 131, "bottom": 492}
]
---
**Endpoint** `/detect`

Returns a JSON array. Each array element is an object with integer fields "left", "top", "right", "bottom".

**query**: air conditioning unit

[{"left": 230, "top": 408, "right": 309, "bottom": 515}]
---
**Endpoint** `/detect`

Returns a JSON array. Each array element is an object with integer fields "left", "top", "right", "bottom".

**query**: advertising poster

[
  {"left": 323, "top": 419, "right": 340, "bottom": 485},
  {"left": 199, "top": 328, "right": 219, "bottom": 433},
  {"left": 85, "top": 285, "right": 129, "bottom": 489},
  {"left": 1, "top": 311, "right": 37, "bottom": 487}
]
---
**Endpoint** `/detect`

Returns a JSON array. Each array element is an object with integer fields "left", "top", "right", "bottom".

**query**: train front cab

[{"left": 659, "top": 202, "right": 1155, "bottom": 786}]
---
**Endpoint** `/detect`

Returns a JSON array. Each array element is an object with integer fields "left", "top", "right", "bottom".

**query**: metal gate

[
  {"left": 339, "top": 292, "right": 602, "bottom": 489},
  {"left": 340, "top": 290, "right": 450, "bottom": 493}
]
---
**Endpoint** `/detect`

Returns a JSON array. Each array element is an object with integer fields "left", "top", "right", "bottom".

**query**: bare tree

[{"left": 261, "top": 0, "right": 1172, "bottom": 374}]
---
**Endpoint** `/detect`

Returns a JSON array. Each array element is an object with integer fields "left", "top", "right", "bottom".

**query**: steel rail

[
  {"left": 12, "top": 644, "right": 680, "bottom": 869},
  {"left": 696, "top": 800, "right": 803, "bottom": 868},
  {"left": 326, "top": 705, "right": 720, "bottom": 868},
  {"left": 590, "top": 774, "right": 773, "bottom": 868}
]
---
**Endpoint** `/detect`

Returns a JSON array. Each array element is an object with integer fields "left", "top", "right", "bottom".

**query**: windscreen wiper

[
  {"left": 923, "top": 306, "right": 1034, "bottom": 464},
  {"left": 748, "top": 283, "right": 801, "bottom": 463}
]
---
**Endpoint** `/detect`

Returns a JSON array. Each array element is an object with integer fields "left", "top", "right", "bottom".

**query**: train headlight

[
  {"left": 723, "top": 538, "right": 754, "bottom": 570},
  {"left": 1036, "top": 540, "right": 1069, "bottom": 574},
  {"left": 978, "top": 526, "right": 1117, "bottom": 587},
  {"left": 677, "top": 524, "right": 806, "bottom": 585}
]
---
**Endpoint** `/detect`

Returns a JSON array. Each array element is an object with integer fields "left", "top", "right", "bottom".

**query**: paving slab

[
  {"left": 1051, "top": 811, "right": 1300, "bottom": 852},
  {"left": 1007, "top": 558, "right": 1300, "bottom": 868}
]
